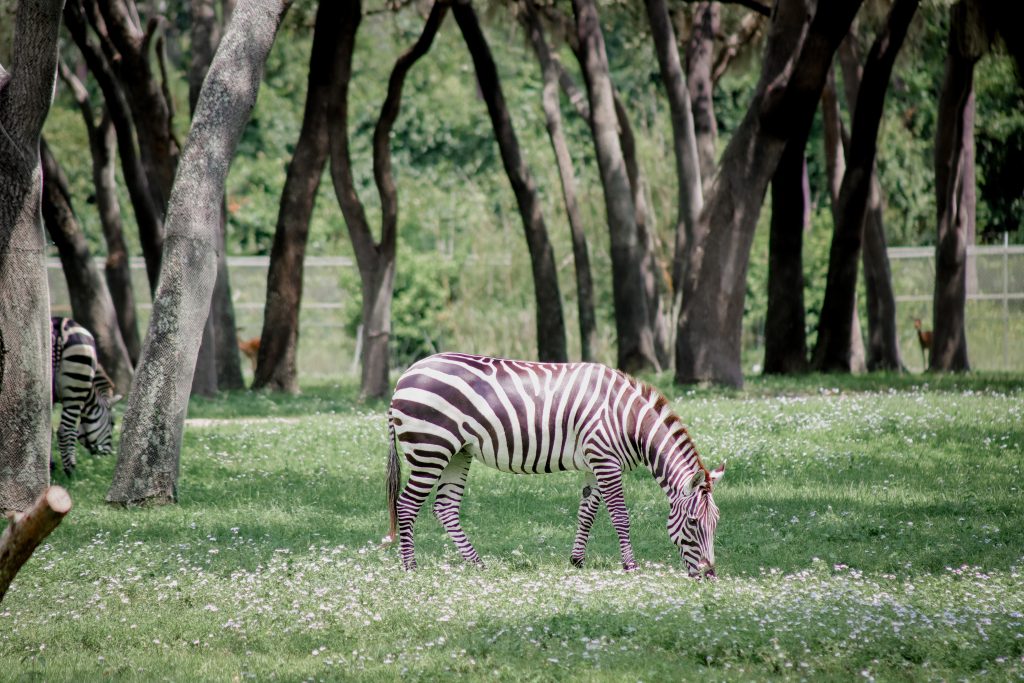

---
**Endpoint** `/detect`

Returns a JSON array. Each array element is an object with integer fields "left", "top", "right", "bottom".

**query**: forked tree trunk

[
  {"left": 763, "top": 140, "right": 809, "bottom": 375},
  {"left": 521, "top": 0, "right": 597, "bottom": 362},
  {"left": 686, "top": 2, "right": 719, "bottom": 191},
  {"left": 330, "top": 0, "right": 447, "bottom": 397},
  {"left": 0, "top": 0, "right": 64, "bottom": 514},
  {"left": 40, "top": 139, "right": 134, "bottom": 392},
  {"left": 813, "top": 0, "right": 918, "bottom": 373},
  {"left": 454, "top": 0, "right": 567, "bottom": 363},
  {"left": 573, "top": 0, "right": 658, "bottom": 373},
  {"left": 0, "top": 487, "right": 71, "bottom": 602},
  {"left": 107, "top": 0, "right": 290, "bottom": 506},
  {"left": 675, "top": 0, "right": 864, "bottom": 387},
  {"left": 931, "top": 1, "right": 983, "bottom": 372},
  {"left": 645, "top": 0, "right": 703, "bottom": 309},
  {"left": 255, "top": 0, "right": 343, "bottom": 393},
  {"left": 59, "top": 63, "right": 142, "bottom": 365}
]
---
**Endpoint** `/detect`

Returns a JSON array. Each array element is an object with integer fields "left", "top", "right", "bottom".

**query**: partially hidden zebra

[
  {"left": 51, "top": 317, "right": 120, "bottom": 475},
  {"left": 386, "top": 353, "right": 725, "bottom": 577}
]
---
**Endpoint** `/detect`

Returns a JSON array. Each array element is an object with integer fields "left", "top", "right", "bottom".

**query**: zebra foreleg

[
  {"left": 570, "top": 473, "right": 602, "bottom": 568},
  {"left": 432, "top": 450, "right": 483, "bottom": 567},
  {"left": 56, "top": 403, "right": 83, "bottom": 476},
  {"left": 595, "top": 469, "right": 638, "bottom": 571}
]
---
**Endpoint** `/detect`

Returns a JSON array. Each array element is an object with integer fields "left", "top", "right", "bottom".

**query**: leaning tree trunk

[
  {"left": 255, "top": 0, "right": 341, "bottom": 393},
  {"left": 813, "top": 0, "right": 918, "bottom": 373},
  {"left": 645, "top": 0, "right": 703, "bottom": 311},
  {"left": 0, "top": 0, "right": 64, "bottom": 514},
  {"left": 454, "top": 0, "right": 567, "bottom": 363},
  {"left": 41, "top": 140, "right": 134, "bottom": 392},
  {"left": 676, "top": 0, "right": 864, "bottom": 387},
  {"left": 59, "top": 63, "right": 142, "bottom": 365},
  {"left": 107, "top": 0, "right": 290, "bottom": 506},
  {"left": 686, "top": 2, "right": 719, "bottom": 192},
  {"left": 763, "top": 139, "right": 810, "bottom": 375},
  {"left": 330, "top": 0, "right": 447, "bottom": 398},
  {"left": 931, "top": 1, "right": 983, "bottom": 372},
  {"left": 521, "top": 0, "right": 597, "bottom": 362},
  {"left": 191, "top": 0, "right": 244, "bottom": 393},
  {"left": 0, "top": 486, "right": 71, "bottom": 602},
  {"left": 573, "top": 0, "right": 658, "bottom": 373},
  {"left": 835, "top": 36, "right": 903, "bottom": 372}
]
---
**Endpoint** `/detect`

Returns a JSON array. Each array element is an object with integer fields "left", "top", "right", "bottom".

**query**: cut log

[{"left": 0, "top": 486, "right": 72, "bottom": 602}]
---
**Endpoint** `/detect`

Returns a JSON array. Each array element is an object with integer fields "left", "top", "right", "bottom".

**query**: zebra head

[
  {"left": 668, "top": 463, "right": 725, "bottom": 579},
  {"left": 78, "top": 390, "right": 118, "bottom": 456}
]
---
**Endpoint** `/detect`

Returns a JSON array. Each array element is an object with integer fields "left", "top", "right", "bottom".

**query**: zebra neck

[{"left": 644, "top": 417, "right": 706, "bottom": 501}]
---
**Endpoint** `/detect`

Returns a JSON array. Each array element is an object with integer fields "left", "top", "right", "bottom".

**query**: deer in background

[
  {"left": 239, "top": 337, "right": 260, "bottom": 371},
  {"left": 913, "top": 318, "right": 932, "bottom": 369}
]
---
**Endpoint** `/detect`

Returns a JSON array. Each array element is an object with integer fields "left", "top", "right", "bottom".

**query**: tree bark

[
  {"left": 58, "top": 62, "right": 143, "bottom": 365},
  {"left": 763, "top": 139, "right": 809, "bottom": 375},
  {"left": 813, "top": 0, "right": 918, "bottom": 373},
  {"left": 0, "top": 487, "right": 72, "bottom": 602},
  {"left": 675, "top": 0, "right": 863, "bottom": 387},
  {"left": 40, "top": 139, "right": 135, "bottom": 393},
  {"left": 521, "top": 0, "right": 597, "bottom": 362},
  {"left": 330, "top": 0, "right": 447, "bottom": 397},
  {"left": 0, "top": 0, "right": 64, "bottom": 513},
  {"left": 645, "top": 0, "right": 704, "bottom": 348},
  {"left": 454, "top": 0, "right": 567, "bottom": 364},
  {"left": 107, "top": 0, "right": 290, "bottom": 506},
  {"left": 931, "top": 1, "right": 983, "bottom": 372},
  {"left": 573, "top": 0, "right": 658, "bottom": 373},
  {"left": 255, "top": 0, "right": 342, "bottom": 393},
  {"left": 190, "top": 0, "right": 244, "bottom": 393},
  {"left": 686, "top": 2, "right": 719, "bottom": 192},
  {"left": 834, "top": 31, "right": 904, "bottom": 372}
]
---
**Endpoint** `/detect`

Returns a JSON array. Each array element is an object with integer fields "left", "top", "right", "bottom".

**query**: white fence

[{"left": 48, "top": 239, "right": 1024, "bottom": 378}]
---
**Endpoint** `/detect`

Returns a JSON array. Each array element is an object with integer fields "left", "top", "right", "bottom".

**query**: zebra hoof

[
  {"left": 570, "top": 556, "right": 585, "bottom": 568},
  {"left": 623, "top": 561, "right": 639, "bottom": 572}
]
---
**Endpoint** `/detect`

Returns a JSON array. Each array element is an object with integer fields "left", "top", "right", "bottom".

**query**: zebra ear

[
  {"left": 110, "top": 393, "right": 124, "bottom": 405},
  {"left": 683, "top": 469, "right": 706, "bottom": 495},
  {"left": 709, "top": 461, "right": 726, "bottom": 486}
]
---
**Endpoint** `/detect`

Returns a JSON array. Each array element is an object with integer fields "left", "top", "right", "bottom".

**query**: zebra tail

[{"left": 385, "top": 415, "right": 400, "bottom": 545}]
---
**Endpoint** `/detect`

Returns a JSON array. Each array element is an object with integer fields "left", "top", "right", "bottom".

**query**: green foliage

[{"left": 8, "top": 376, "right": 1023, "bottom": 680}]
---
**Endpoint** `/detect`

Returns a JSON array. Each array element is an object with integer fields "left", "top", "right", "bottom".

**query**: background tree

[
  {"left": 107, "top": 0, "right": 290, "bottom": 506},
  {"left": 0, "top": 0, "right": 65, "bottom": 513}
]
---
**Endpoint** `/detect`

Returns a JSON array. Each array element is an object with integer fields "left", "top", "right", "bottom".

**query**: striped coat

[{"left": 386, "top": 353, "right": 724, "bottom": 575}]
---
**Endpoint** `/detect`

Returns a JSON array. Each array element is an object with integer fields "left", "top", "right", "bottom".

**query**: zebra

[
  {"left": 51, "top": 317, "right": 119, "bottom": 475},
  {"left": 386, "top": 353, "right": 725, "bottom": 577}
]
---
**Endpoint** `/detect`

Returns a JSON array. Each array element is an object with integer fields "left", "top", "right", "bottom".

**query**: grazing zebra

[
  {"left": 386, "top": 353, "right": 725, "bottom": 577},
  {"left": 51, "top": 317, "right": 119, "bottom": 475}
]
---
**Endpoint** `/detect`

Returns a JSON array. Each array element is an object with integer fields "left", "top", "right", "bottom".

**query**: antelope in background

[{"left": 913, "top": 318, "right": 932, "bottom": 369}]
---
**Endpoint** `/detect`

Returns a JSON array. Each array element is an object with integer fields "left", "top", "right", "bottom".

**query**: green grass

[{"left": 5, "top": 374, "right": 1024, "bottom": 681}]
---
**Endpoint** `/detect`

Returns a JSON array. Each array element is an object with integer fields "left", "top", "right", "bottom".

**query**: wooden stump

[{"left": 0, "top": 486, "right": 72, "bottom": 602}]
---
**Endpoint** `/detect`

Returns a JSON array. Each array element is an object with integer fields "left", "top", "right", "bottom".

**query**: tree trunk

[
  {"left": 573, "top": 0, "right": 658, "bottom": 373},
  {"left": 58, "top": 63, "right": 143, "bottom": 365},
  {"left": 836, "top": 33, "right": 904, "bottom": 372},
  {"left": 763, "top": 140, "right": 809, "bottom": 374},
  {"left": 813, "top": 0, "right": 918, "bottom": 373},
  {"left": 0, "top": 0, "right": 64, "bottom": 514},
  {"left": 0, "top": 487, "right": 71, "bottom": 601},
  {"left": 40, "top": 140, "right": 135, "bottom": 392},
  {"left": 190, "top": 0, "right": 244, "bottom": 393},
  {"left": 255, "top": 0, "right": 343, "bottom": 393},
  {"left": 676, "top": 0, "right": 864, "bottom": 387},
  {"left": 687, "top": 2, "right": 719, "bottom": 192},
  {"left": 931, "top": 1, "right": 982, "bottom": 372},
  {"left": 107, "top": 0, "right": 290, "bottom": 506},
  {"left": 63, "top": 0, "right": 165, "bottom": 295},
  {"left": 454, "top": 0, "right": 567, "bottom": 364},
  {"left": 330, "top": 0, "right": 447, "bottom": 398},
  {"left": 645, "top": 0, "right": 704, "bottom": 350},
  {"left": 521, "top": 0, "right": 597, "bottom": 362}
]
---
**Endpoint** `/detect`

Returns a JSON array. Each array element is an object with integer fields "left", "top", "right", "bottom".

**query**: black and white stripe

[
  {"left": 51, "top": 317, "right": 117, "bottom": 475},
  {"left": 386, "top": 353, "right": 725, "bottom": 575}
]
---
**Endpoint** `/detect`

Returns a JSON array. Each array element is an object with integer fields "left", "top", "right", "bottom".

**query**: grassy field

[{"left": 3, "top": 373, "right": 1023, "bottom": 681}]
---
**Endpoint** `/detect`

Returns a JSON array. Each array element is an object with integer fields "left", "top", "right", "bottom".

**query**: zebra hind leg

[
  {"left": 57, "top": 403, "right": 82, "bottom": 476},
  {"left": 395, "top": 448, "right": 450, "bottom": 571},
  {"left": 432, "top": 450, "right": 483, "bottom": 567},
  {"left": 570, "top": 473, "right": 602, "bottom": 568}
]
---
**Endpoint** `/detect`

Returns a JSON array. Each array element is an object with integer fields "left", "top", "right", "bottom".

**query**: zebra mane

[{"left": 625, "top": 374, "right": 713, "bottom": 490}]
